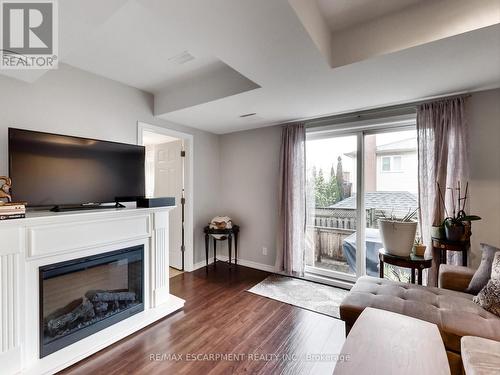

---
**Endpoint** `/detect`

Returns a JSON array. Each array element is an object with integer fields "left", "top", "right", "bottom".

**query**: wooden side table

[
  {"left": 432, "top": 237, "right": 470, "bottom": 267},
  {"left": 204, "top": 225, "right": 239, "bottom": 269},
  {"left": 379, "top": 248, "right": 432, "bottom": 285}
]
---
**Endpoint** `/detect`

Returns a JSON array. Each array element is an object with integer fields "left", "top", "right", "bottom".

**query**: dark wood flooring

[{"left": 60, "top": 262, "right": 346, "bottom": 375}]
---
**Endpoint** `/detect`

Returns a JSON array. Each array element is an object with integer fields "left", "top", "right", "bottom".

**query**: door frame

[{"left": 137, "top": 122, "right": 194, "bottom": 272}]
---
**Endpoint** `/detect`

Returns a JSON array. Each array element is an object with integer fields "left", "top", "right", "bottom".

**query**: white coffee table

[{"left": 334, "top": 307, "right": 450, "bottom": 375}]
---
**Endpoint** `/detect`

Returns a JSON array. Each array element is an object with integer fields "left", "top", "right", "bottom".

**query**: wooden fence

[
  {"left": 306, "top": 226, "right": 353, "bottom": 262},
  {"left": 306, "top": 207, "right": 376, "bottom": 263},
  {"left": 309, "top": 207, "right": 377, "bottom": 230}
]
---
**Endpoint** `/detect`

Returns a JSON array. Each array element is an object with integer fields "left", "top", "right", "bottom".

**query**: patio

[{"left": 306, "top": 191, "right": 417, "bottom": 280}]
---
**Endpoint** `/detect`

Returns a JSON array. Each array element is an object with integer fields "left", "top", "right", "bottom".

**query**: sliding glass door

[
  {"left": 305, "top": 117, "right": 417, "bottom": 282},
  {"left": 305, "top": 133, "right": 360, "bottom": 282},
  {"left": 363, "top": 129, "right": 418, "bottom": 282}
]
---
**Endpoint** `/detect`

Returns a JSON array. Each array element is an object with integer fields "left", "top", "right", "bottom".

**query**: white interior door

[{"left": 154, "top": 140, "right": 183, "bottom": 270}]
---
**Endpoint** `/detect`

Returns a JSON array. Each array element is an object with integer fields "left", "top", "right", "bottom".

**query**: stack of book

[{"left": 0, "top": 202, "right": 26, "bottom": 220}]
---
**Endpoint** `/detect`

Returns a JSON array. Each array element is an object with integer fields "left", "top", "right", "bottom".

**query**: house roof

[
  {"left": 344, "top": 137, "right": 417, "bottom": 158},
  {"left": 328, "top": 191, "right": 418, "bottom": 217},
  {"left": 376, "top": 138, "right": 416, "bottom": 153}
]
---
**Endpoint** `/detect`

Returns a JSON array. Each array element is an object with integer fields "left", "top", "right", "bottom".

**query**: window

[
  {"left": 381, "top": 156, "right": 402, "bottom": 172},
  {"left": 365, "top": 130, "right": 417, "bottom": 283},
  {"left": 393, "top": 156, "right": 402, "bottom": 170},
  {"left": 305, "top": 115, "right": 418, "bottom": 283},
  {"left": 382, "top": 157, "right": 391, "bottom": 171}
]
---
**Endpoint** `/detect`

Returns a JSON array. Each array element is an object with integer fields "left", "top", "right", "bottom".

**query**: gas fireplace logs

[{"left": 45, "top": 289, "right": 137, "bottom": 338}]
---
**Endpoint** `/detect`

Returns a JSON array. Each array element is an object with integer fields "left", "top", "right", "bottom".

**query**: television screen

[{"left": 9, "top": 128, "right": 145, "bottom": 207}]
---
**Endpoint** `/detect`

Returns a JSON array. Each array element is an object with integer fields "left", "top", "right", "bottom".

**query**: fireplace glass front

[{"left": 39, "top": 246, "right": 144, "bottom": 358}]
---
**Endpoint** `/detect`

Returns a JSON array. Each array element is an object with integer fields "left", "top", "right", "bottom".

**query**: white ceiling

[
  {"left": 159, "top": 24, "right": 500, "bottom": 133},
  {"left": 316, "top": 0, "right": 423, "bottom": 32},
  {"left": 2, "top": 0, "right": 499, "bottom": 134},
  {"left": 61, "top": 0, "right": 222, "bottom": 93}
]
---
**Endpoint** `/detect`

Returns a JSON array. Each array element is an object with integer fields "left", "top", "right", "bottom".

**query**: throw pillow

[
  {"left": 473, "top": 252, "right": 500, "bottom": 317},
  {"left": 466, "top": 243, "right": 500, "bottom": 294},
  {"left": 491, "top": 250, "right": 500, "bottom": 280}
]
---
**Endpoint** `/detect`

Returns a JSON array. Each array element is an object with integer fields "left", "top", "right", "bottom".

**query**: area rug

[{"left": 247, "top": 274, "right": 348, "bottom": 319}]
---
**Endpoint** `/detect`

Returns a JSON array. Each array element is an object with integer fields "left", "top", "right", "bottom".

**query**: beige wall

[
  {"left": 192, "top": 131, "right": 221, "bottom": 264},
  {"left": 467, "top": 88, "right": 500, "bottom": 268},
  {"left": 0, "top": 64, "right": 221, "bottom": 268},
  {"left": 218, "top": 126, "right": 281, "bottom": 266}
]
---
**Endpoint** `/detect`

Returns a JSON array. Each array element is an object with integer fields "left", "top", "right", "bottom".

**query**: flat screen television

[{"left": 8, "top": 128, "right": 145, "bottom": 208}]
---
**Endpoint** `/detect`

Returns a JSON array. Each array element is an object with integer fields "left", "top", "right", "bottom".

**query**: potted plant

[
  {"left": 438, "top": 182, "right": 481, "bottom": 242},
  {"left": 444, "top": 214, "right": 480, "bottom": 241},
  {"left": 431, "top": 224, "right": 445, "bottom": 240},
  {"left": 413, "top": 236, "right": 426, "bottom": 257},
  {"left": 379, "top": 209, "right": 418, "bottom": 257}
]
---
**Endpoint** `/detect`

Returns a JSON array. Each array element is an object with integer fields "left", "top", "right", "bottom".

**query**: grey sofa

[{"left": 339, "top": 265, "right": 500, "bottom": 374}]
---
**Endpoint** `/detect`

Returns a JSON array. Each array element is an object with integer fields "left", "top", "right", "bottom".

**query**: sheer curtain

[
  {"left": 417, "top": 96, "right": 469, "bottom": 285},
  {"left": 275, "top": 123, "right": 306, "bottom": 276}
]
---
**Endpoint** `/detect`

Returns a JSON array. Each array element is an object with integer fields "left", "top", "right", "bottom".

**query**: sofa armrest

[{"left": 438, "top": 264, "right": 476, "bottom": 292}]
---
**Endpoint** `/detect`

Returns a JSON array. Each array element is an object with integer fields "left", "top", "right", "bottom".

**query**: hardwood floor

[
  {"left": 169, "top": 267, "right": 184, "bottom": 278},
  {"left": 60, "top": 262, "right": 346, "bottom": 375}
]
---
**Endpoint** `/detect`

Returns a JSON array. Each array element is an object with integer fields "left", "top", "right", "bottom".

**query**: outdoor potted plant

[{"left": 379, "top": 209, "right": 418, "bottom": 257}]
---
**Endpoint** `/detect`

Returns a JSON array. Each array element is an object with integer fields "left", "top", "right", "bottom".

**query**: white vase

[{"left": 379, "top": 219, "right": 418, "bottom": 257}]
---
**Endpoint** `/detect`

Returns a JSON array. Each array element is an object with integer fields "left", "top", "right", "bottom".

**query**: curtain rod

[
  {"left": 299, "top": 91, "right": 472, "bottom": 129},
  {"left": 407, "top": 92, "right": 472, "bottom": 107}
]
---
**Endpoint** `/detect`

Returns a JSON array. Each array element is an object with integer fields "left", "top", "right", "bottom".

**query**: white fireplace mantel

[{"left": 0, "top": 206, "right": 184, "bottom": 375}]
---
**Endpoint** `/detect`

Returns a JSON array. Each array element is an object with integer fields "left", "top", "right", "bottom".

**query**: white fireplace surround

[{"left": 0, "top": 206, "right": 184, "bottom": 375}]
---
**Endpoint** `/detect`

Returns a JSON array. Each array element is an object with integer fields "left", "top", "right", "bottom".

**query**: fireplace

[{"left": 39, "top": 246, "right": 144, "bottom": 358}]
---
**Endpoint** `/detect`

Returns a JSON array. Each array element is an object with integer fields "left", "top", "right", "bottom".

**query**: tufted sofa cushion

[{"left": 340, "top": 276, "right": 500, "bottom": 354}]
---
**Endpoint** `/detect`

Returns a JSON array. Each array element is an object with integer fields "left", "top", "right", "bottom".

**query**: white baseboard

[
  {"left": 191, "top": 256, "right": 353, "bottom": 290},
  {"left": 192, "top": 259, "right": 212, "bottom": 270},
  {"left": 191, "top": 257, "right": 353, "bottom": 291},
  {"left": 192, "top": 255, "right": 275, "bottom": 273}
]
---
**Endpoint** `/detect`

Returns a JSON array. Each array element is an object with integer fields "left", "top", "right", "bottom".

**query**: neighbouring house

[
  {"left": 343, "top": 135, "right": 418, "bottom": 194},
  {"left": 373, "top": 137, "right": 418, "bottom": 194}
]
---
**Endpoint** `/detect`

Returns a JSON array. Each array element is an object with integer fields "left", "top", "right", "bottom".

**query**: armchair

[{"left": 438, "top": 264, "right": 476, "bottom": 292}]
